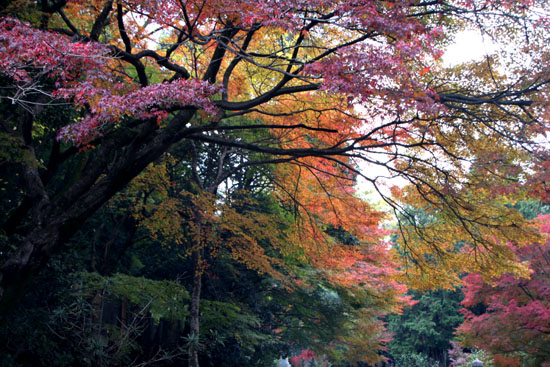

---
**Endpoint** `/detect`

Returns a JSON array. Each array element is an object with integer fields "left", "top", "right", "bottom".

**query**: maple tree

[
  {"left": 131, "top": 142, "right": 408, "bottom": 366},
  {"left": 117, "top": 140, "right": 293, "bottom": 367},
  {"left": 100, "top": 129, "right": 397, "bottom": 366},
  {"left": 0, "top": 0, "right": 549, "bottom": 342},
  {"left": 456, "top": 214, "right": 550, "bottom": 367},
  {"left": 0, "top": 137, "right": 404, "bottom": 366}
]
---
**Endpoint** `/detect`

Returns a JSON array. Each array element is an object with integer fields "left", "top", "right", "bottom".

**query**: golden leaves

[{"left": 392, "top": 181, "right": 539, "bottom": 290}]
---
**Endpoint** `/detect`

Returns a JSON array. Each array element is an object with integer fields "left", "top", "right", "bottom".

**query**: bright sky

[{"left": 443, "top": 29, "right": 498, "bottom": 66}]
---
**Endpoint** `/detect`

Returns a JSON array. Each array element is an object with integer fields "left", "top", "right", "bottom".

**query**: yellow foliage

[{"left": 392, "top": 180, "right": 539, "bottom": 290}]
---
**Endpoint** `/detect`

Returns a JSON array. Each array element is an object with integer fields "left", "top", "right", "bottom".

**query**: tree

[
  {"left": 456, "top": 214, "right": 550, "bottom": 367},
  {"left": 94, "top": 129, "right": 404, "bottom": 367},
  {"left": 116, "top": 137, "right": 294, "bottom": 367},
  {"left": 387, "top": 288, "right": 463, "bottom": 365},
  {"left": 0, "top": 142, "right": 408, "bottom": 366},
  {"left": 1, "top": 0, "right": 549, "bottom": 321},
  {"left": 150, "top": 141, "right": 407, "bottom": 366}
]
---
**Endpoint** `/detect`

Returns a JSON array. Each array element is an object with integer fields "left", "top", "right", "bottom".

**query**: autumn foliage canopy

[{"left": 0, "top": 0, "right": 550, "bottom": 365}]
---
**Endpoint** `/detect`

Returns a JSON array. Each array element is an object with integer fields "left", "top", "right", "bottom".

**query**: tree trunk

[
  {"left": 189, "top": 245, "right": 203, "bottom": 367},
  {"left": 0, "top": 224, "right": 60, "bottom": 316},
  {"left": 0, "top": 110, "right": 197, "bottom": 317}
]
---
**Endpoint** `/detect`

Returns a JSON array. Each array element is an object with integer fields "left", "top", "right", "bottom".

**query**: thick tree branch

[{"left": 90, "top": 0, "right": 114, "bottom": 41}]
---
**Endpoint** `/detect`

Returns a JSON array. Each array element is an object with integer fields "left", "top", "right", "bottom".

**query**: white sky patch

[{"left": 443, "top": 29, "right": 498, "bottom": 66}]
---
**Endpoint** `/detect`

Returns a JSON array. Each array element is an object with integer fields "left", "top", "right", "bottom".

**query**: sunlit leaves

[{"left": 392, "top": 181, "right": 538, "bottom": 290}]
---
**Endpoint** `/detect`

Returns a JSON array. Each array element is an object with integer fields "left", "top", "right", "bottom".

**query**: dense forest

[{"left": 1, "top": 0, "right": 549, "bottom": 366}]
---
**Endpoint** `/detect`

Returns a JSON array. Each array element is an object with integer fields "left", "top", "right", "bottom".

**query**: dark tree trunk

[
  {"left": 188, "top": 246, "right": 203, "bottom": 367},
  {"left": 0, "top": 224, "right": 60, "bottom": 314},
  {"left": 0, "top": 110, "right": 196, "bottom": 317}
]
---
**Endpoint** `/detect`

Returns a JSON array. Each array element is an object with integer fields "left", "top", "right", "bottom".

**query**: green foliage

[
  {"left": 394, "top": 352, "right": 438, "bottom": 367},
  {"left": 76, "top": 272, "right": 190, "bottom": 323},
  {"left": 388, "top": 289, "right": 463, "bottom": 364},
  {"left": 48, "top": 295, "right": 141, "bottom": 367},
  {"left": 514, "top": 200, "right": 550, "bottom": 220},
  {"left": 0, "top": 131, "right": 34, "bottom": 166},
  {"left": 0, "top": 247, "right": 95, "bottom": 367},
  {"left": 201, "top": 300, "right": 258, "bottom": 340},
  {"left": 22, "top": 272, "right": 190, "bottom": 367},
  {"left": 200, "top": 300, "right": 283, "bottom": 366}
]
